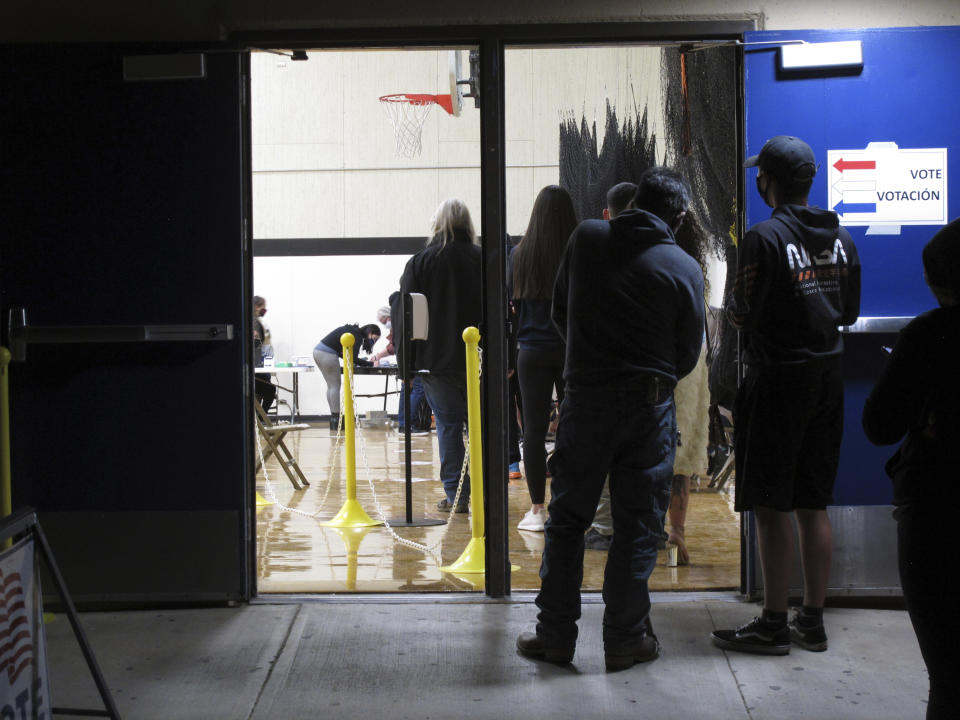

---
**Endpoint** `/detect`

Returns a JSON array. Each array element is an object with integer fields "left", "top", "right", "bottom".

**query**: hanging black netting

[
  {"left": 557, "top": 47, "right": 740, "bottom": 406},
  {"left": 559, "top": 100, "right": 659, "bottom": 224},
  {"left": 663, "top": 46, "right": 740, "bottom": 406}
]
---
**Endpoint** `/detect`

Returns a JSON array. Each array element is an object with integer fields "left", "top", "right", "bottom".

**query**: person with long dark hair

[{"left": 510, "top": 185, "right": 578, "bottom": 531}]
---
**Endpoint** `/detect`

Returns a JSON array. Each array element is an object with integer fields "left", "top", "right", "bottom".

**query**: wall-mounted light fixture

[{"left": 780, "top": 41, "right": 863, "bottom": 71}]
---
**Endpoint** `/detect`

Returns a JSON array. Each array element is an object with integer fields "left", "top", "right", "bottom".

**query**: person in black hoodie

[
  {"left": 862, "top": 218, "right": 960, "bottom": 720},
  {"left": 398, "top": 198, "right": 482, "bottom": 511},
  {"left": 517, "top": 167, "right": 704, "bottom": 671},
  {"left": 712, "top": 135, "right": 861, "bottom": 656}
]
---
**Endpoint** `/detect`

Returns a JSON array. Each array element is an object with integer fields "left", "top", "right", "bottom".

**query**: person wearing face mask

[
  {"left": 252, "top": 295, "right": 277, "bottom": 413},
  {"left": 313, "top": 322, "right": 381, "bottom": 432},
  {"left": 862, "top": 218, "right": 960, "bottom": 720},
  {"left": 712, "top": 135, "right": 861, "bottom": 656}
]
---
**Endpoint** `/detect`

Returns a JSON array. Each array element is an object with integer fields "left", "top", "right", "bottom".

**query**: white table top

[{"left": 254, "top": 365, "right": 315, "bottom": 374}]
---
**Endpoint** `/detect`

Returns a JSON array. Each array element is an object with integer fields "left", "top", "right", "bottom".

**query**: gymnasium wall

[{"left": 251, "top": 46, "right": 669, "bottom": 417}]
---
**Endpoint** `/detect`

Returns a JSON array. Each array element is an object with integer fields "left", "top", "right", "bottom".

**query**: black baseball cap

[{"left": 745, "top": 135, "right": 817, "bottom": 184}]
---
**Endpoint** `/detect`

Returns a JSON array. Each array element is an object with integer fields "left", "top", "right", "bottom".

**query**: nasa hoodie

[{"left": 729, "top": 204, "right": 861, "bottom": 365}]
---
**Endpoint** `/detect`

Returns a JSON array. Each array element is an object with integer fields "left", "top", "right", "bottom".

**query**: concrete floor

[{"left": 45, "top": 594, "right": 928, "bottom": 720}]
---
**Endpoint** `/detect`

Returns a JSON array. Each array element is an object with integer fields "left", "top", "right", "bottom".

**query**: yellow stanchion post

[
  {"left": 1, "top": 348, "right": 11, "bottom": 535},
  {"left": 321, "top": 333, "right": 382, "bottom": 528},
  {"left": 329, "top": 526, "right": 374, "bottom": 591},
  {"left": 440, "top": 327, "right": 486, "bottom": 573}
]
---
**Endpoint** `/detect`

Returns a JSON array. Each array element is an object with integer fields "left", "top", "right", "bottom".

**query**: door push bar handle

[
  {"left": 8, "top": 324, "right": 233, "bottom": 362},
  {"left": 840, "top": 316, "right": 912, "bottom": 334}
]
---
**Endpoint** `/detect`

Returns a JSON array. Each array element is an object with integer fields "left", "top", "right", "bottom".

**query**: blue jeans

[
  {"left": 420, "top": 374, "right": 469, "bottom": 503},
  {"left": 397, "top": 375, "right": 427, "bottom": 429},
  {"left": 536, "top": 384, "right": 676, "bottom": 650}
]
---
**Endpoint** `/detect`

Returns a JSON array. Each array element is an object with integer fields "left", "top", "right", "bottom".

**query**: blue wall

[{"left": 745, "top": 26, "right": 960, "bottom": 504}]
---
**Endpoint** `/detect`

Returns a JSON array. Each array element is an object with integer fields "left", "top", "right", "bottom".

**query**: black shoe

[
  {"left": 711, "top": 617, "right": 790, "bottom": 655},
  {"left": 604, "top": 632, "right": 660, "bottom": 671},
  {"left": 437, "top": 498, "right": 469, "bottom": 513},
  {"left": 789, "top": 613, "right": 828, "bottom": 651},
  {"left": 516, "top": 631, "right": 575, "bottom": 665},
  {"left": 583, "top": 528, "right": 612, "bottom": 551},
  {"left": 329, "top": 416, "right": 340, "bottom": 432},
  {"left": 409, "top": 426, "right": 430, "bottom": 436}
]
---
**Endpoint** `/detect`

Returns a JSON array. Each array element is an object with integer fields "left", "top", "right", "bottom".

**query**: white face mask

[{"left": 383, "top": 320, "right": 392, "bottom": 329}]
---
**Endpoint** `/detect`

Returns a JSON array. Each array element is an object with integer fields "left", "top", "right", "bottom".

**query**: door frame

[{"left": 236, "top": 18, "right": 753, "bottom": 598}]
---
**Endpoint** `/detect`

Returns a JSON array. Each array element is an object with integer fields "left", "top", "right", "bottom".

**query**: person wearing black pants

[
  {"left": 509, "top": 185, "right": 578, "bottom": 532},
  {"left": 517, "top": 346, "right": 564, "bottom": 513},
  {"left": 863, "top": 218, "right": 960, "bottom": 719}
]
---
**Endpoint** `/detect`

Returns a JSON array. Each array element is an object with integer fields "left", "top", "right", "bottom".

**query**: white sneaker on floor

[{"left": 517, "top": 508, "right": 546, "bottom": 532}]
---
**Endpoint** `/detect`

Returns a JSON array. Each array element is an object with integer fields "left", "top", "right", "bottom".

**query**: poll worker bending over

[
  {"left": 313, "top": 323, "right": 381, "bottom": 431},
  {"left": 517, "top": 167, "right": 704, "bottom": 671},
  {"left": 712, "top": 135, "right": 860, "bottom": 655},
  {"left": 862, "top": 218, "right": 960, "bottom": 720}
]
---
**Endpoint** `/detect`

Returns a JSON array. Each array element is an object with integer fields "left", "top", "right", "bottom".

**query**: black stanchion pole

[
  {"left": 388, "top": 293, "right": 444, "bottom": 527},
  {"left": 403, "top": 294, "right": 413, "bottom": 523}
]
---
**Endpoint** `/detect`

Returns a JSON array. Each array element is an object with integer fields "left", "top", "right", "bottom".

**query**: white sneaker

[{"left": 517, "top": 508, "right": 546, "bottom": 532}]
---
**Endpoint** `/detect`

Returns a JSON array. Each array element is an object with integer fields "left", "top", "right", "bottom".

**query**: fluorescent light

[{"left": 780, "top": 41, "right": 863, "bottom": 71}]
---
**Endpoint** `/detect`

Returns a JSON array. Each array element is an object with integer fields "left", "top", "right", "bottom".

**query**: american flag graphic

[{"left": 0, "top": 566, "right": 33, "bottom": 686}]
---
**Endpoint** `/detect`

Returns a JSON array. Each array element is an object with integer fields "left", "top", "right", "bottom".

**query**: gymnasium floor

[{"left": 256, "top": 422, "right": 740, "bottom": 594}]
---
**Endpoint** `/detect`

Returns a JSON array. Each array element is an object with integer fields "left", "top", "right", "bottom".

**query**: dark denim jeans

[
  {"left": 397, "top": 375, "right": 427, "bottom": 430},
  {"left": 421, "top": 373, "right": 469, "bottom": 503},
  {"left": 536, "top": 384, "right": 676, "bottom": 650}
]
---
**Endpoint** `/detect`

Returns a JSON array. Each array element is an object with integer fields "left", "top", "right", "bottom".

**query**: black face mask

[
  {"left": 363, "top": 337, "right": 377, "bottom": 353},
  {"left": 755, "top": 174, "right": 766, "bottom": 199}
]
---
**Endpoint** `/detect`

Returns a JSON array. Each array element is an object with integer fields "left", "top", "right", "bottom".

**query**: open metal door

[
  {"left": 0, "top": 45, "right": 252, "bottom": 604},
  {"left": 743, "top": 25, "right": 960, "bottom": 597}
]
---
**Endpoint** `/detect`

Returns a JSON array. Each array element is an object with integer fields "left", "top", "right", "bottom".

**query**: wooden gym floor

[{"left": 256, "top": 424, "right": 740, "bottom": 594}]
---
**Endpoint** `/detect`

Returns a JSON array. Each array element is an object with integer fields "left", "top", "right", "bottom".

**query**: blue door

[
  {"left": 0, "top": 46, "right": 252, "bottom": 603},
  {"left": 743, "top": 25, "right": 960, "bottom": 595}
]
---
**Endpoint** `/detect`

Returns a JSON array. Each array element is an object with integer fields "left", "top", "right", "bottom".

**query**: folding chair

[{"left": 255, "top": 402, "right": 311, "bottom": 490}]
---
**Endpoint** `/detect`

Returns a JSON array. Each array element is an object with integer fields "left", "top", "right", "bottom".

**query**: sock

[
  {"left": 799, "top": 605, "right": 823, "bottom": 626},
  {"left": 761, "top": 609, "right": 788, "bottom": 627}
]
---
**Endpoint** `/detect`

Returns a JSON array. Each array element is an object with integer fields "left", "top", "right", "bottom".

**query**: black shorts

[{"left": 733, "top": 358, "right": 843, "bottom": 512}]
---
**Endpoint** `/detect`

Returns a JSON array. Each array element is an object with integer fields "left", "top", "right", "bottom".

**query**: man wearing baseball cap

[{"left": 712, "top": 135, "right": 861, "bottom": 655}]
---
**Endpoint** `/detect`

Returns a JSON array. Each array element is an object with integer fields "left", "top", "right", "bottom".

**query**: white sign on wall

[{"left": 827, "top": 141, "right": 948, "bottom": 235}]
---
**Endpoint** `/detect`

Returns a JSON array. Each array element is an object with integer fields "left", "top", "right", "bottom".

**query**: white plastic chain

[
  {"left": 356, "top": 343, "right": 483, "bottom": 561},
  {"left": 258, "top": 341, "right": 484, "bottom": 567},
  {"left": 257, "top": 404, "right": 343, "bottom": 520}
]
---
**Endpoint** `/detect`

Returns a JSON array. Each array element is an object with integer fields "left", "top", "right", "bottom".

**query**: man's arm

[
  {"left": 675, "top": 271, "right": 706, "bottom": 380},
  {"left": 839, "top": 235, "right": 862, "bottom": 327},
  {"left": 727, "top": 230, "right": 772, "bottom": 331}
]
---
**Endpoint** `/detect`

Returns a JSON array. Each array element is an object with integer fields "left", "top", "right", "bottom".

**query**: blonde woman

[{"left": 398, "top": 199, "right": 482, "bottom": 512}]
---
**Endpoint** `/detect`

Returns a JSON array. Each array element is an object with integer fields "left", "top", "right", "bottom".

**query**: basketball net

[{"left": 379, "top": 94, "right": 454, "bottom": 158}]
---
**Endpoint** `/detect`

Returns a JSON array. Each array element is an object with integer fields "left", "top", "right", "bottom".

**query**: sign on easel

[
  {"left": 827, "top": 141, "right": 948, "bottom": 235},
  {"left": 0, "top": 536, "right": 52, "bottom": 717},
  {"left": 0, "top": 508, "right": 120, "bottom": 719}
]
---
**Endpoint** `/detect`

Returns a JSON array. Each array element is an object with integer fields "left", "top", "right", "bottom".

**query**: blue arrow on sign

[{"left": 833, "top": 199, "right": 877, "bottom": 215}]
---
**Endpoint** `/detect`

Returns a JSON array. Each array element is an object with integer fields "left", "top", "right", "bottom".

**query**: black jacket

[
  {"left": 729, "top": 204, "right": 861, "bottom": 365},
  {"left": 398, "top": 231, "right": 482, "bottom": 377},
  {"left": 552, "top": 209, "right": 705, "bottom": 389},
  {"left": 317, "top": 324, "right": 371, "bottom": 366},
  {"left": 862, "top": 306, "right": 960, "bottom": 507}
]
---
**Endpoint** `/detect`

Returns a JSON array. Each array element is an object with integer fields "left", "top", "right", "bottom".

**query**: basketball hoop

[{"left": 379, "top": 93, "right": 455, "bottom": 158}]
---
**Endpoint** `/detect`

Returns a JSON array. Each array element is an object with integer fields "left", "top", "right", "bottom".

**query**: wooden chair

[{"left": 255, "top": 402, "right": 311, "bottom": 490}]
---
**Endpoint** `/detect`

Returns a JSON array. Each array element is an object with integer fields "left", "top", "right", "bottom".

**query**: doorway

[{"left": 250, "top": 36, "right": 743, "bottom": 596}]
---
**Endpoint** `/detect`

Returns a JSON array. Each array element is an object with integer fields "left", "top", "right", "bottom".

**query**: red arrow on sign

[{"left": 833, "top": 158, "right": 877, "bottom": 172}]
